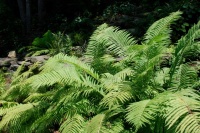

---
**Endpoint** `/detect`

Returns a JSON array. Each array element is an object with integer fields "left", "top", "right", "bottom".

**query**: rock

[
  {"left": 17, "top": 61, "right": 32, "bottom": 66},
  {"left": 8, "top": 51, "right": 16, "bottom": 58},
  {"left": 0, "top": 58, "right": 17, "bottom": 67},
  {"left": 25, "top": 55, "right": 49, "bottom": 63}
]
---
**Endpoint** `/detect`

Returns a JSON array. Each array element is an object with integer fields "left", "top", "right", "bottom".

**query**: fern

[
  {"left": 169, "top": 21, "right": 200, "bottom": 81},
  {"left": 126, "top": 99, "right": 158, "bottom": 132},
  {"left": 59, "top": 114, "right": 85, "bottom": 133},
  {"left": 0, "top": 11, "right": 199, "bottom": 133},
  {"left": 85, "top": 114, "right": 105, "bottom": 133},
  {"left": 0, "top": 103, "right": 40, "bottom": 132},
  {"left": 170, "top": 64, "right": 198, "bottom": 90},
  {"left": 164, "top": 89, "right": 200, "bottom": 133},
  {"left": 86, "top": 23, "right": 136, "bottom": 58},
  {"left": 144, "top": 11, "right": 182, "bottom": 45}
]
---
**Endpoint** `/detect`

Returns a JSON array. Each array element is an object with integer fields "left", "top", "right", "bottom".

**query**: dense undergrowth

[{"left": 0, "top": 11, "right": 200, "bottom": 133}]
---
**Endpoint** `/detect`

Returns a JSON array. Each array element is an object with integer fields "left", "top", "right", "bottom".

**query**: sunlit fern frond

[
  {"left": 79, "top": 75, "right": 104, "bottom": 97},
  {"left": 12, "top": 62, "right": 40, "bottom": 85},
  {"left": 41, "top": 53, "right": 99, "bottom": 80},
  {"left": 30, "top": 109, "right": 61, "bottom": 132},
  {"left": 85, "top": 114, "right": 105, "bottom": 133},
  {"left": 59, "top": 114, "right": 85, "bottom": 133},
  {"left": 100, "top": 120, "right": 124, "bottom": 133},
  {"left": 1, "top": 84, "right": 31, "bottom": 102},
  {"left": 126, "top": 99, "right": 158, "bottom": 132},
  {"left": 12, "top": 62, "right": 26, "bottom": 79},
  {"left": 144, "top": 11, "right": 182, "bottom": 45},
  {"left": 170, "top": 64, "right": 198, "bottom": 90},
  {"left": 170, "top": 21, "right": 200, "bottom": 79},
  {"left": 86, "top": 23, "right": 136, "bottom": 59},
  {"left": 28, "top": 66, "right": 81, "bottom": 89},
  {"left": 101, "top": 68, "right": 133, "bottom": 90},
  {"left": 30, "top": 49, "right": 50, "bottom": 56},
  {"left": 23, "top": 92, "right": 53, "bottom": 103},
  {"left": 100, "top": 85, "right": 133, "bottom": 108},
  {"left": 86, "top": 23, "right": 109, "bottom": 59},
  {"left": 0, "top": 102, "right": 40, "bottom": 132},
  {"left": 164, "top": 89, "right": 200, "bottom": 133}
]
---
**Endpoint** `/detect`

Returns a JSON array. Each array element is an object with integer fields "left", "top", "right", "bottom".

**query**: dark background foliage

[{"left": 0, "top": 0, "right": 199, "bottom": 57}]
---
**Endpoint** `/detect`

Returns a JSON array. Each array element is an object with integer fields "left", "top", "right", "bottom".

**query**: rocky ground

[{"left": 0, "top": 51, "right": 50, "bottom": 89}]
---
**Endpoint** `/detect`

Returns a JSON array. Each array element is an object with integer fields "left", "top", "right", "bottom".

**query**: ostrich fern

[{"left": 0, "top": 11, "right": 200, "bottom": 133}]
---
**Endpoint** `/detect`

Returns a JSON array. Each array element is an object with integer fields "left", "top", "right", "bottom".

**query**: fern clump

[{"left": 0, "top": 11, "right": 200, "bottom": 133}]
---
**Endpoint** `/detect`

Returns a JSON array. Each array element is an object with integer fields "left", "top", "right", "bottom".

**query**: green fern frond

[
  {"left": 59, "top": 114, "right": 85, "bottom": 133},
  {"left": 176, "top": 113, "right": 200, "bottom": 133},
  {"left": 31, "top": 49, "right": 50, "bottom": 56},
  {"left": 12, "top": 62, "right": 40, "bottom": 85},
  {"left": 144, "top": 11, "right": 182, "bottom": 45},
  {"left": 28, "top": 66, "right": 81, "bottom": 89},
  {"left": 30, "top": 109, "right": 61, "bottom": 132},
  {"left": 0, "top": 101, "right": 18, "bottom": 108},
  {"left": 1, "top": 84, "right": 31, "bottom": 102},
  {"left": 101, "top": 121, "right": 124, "bottom": 133},
  {"left": 126, "top": 99, "right": 158, "bottom": 132},
  {"left": 170, "top": 64, "right": 198, "bottom": 90},
  {"left": 0, "top": 103, "right": 39, "bottom": 132},
  {"left": 100, "top": 87, "right": 132, "bottom": 108},
  {"left": 23, "top": 92, "right": 53, "bottom": 103},
  {"left": 85, "top": 114, "right": 105, "bottom": 133},
  {"left": 164, "top": 89, "right": 200, "bottom": 133},
  {"left": 86, "top": 23, "right": 109, "bottom": 59},
  {"left": 80, "top": 75, "right": 103, "bottom": 97},
  {"left": 42, "top": 53, "right": 99, "bottom": 80},
  {"left": 183, "top": 41, "right": 200, "bottom": 57},
  {"left": 170, "top": 21, "right": 200, "bottom": 79},
  {"left": 12, "top": 62, "right": 26, "bottom": 78},
  {"left": 101, "top": 68, "right": 133, "bottom": 91},
  {"left": 104, "top": 26, "right": 136, "bottom": 56},
  {"left": 86, "top": 23, "right": 136, "bottom": 58}
]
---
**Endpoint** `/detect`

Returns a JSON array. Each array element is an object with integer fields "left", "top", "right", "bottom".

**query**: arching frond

[
  {"left": 59, "top": 114, "right": 85, "bottom": 133},
  {"left": 170, "top": 64, "right": 198, "bottom": 90},
  {"left": 12, "top": 62, "right": 40, "bottom": 85},
  {"left": 100, "top": 86, "right": 132, "bottom": 108},
  {"left": 85, "top": 114, "right": 105, "bottom": 133},
  {"left": 41, "top": 53, "right": 99, "bottom": 80},
  {"left": 86, "top": 23, "right": 109, "bottom": 59},
  {"left": 164, "top": 89, "right": 200, "bottom": 133},
  {"left": 23, "top": 92, "right": 53, "bottom": 103},
  {"left": 126, "top": 99, "right": 158, "bottom": 132},
  {"left": 144, "top": 11, "right": 182, "bottom": 45},
  {"left": 86, "top": 23, "right": 136, "bottom": 59},
  {"left": 101, "top": 68, "right": 133, "bottom": 90},
  {"left": 28, "top": 66, "right": 81, "bottom": 89},
  {"left": 26, "top": 53, "right": 101, "bottom": 90},
  {"left": 170, "top": 21, "right": 200, "bottom": 80},
  {"left": 0, "top": 103, "right": 39, "bottom": 132},
  {"left": 101, "top": 121, "right": 124, "bottom": 133}
]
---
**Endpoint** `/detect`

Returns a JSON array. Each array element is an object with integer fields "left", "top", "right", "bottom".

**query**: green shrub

[{"left": 20, "top": 30, "right": 72, "bottom": 56}]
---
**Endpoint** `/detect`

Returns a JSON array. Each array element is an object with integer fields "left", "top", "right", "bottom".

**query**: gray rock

[
  {"left": 8, "top": 51, "right": 16, "bottom": 58},
  {"left": 17, "top": 61, "right": 32, "bottom": 66},
  {"left": 0, "top": 58, "right": 17, "bottom": 67},
  {"left": 25, "top": 55, "right": 49, "bottom": 63}
]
